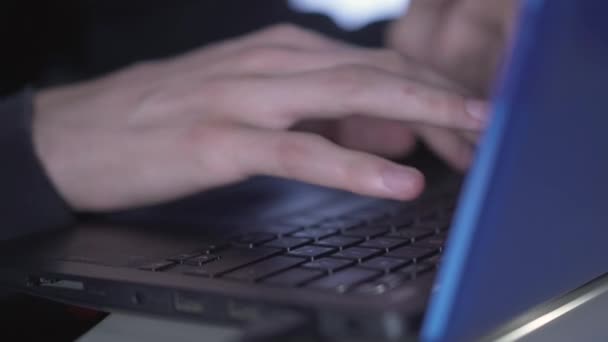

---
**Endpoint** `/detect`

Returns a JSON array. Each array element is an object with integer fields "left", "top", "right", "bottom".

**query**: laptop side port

[
  {"left": 174, "top": 292, "right": 206, "bottom": 314},
  {"left": 27, "top": 276, "right": 85, "bottom": 291},
  {"left": 226, "top": 300, "right": 262, "bottom": 322}
]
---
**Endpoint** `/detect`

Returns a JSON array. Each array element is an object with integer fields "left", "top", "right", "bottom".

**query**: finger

[
  {"left": 185, "top": 24, "right": 467, "bottom": 94},
  {"left": 460, "top": 130, "right": 481, "bottom": 145},
  {"left": 210, "top": 66, "right": 488, "bottom": 131},
  {"left": 386, "top": 0, "right": 451, "bottom": 61},
  {"left": 387, "top": 0, "right": 502, "bottom": 96},
  {"left": 461, "top": 0, "right": 518, "bottom": 32},
  {"left": 417, "top": 126, "right": 474, "bottom": 171},
  {"left": 334, "top": 116, "right": 418, "bottom": 158},
  {"left": 222, "top": 47, "right": 468, "bottom": 93},
  {"left": 228, "top": 127, "right": 425, "bottom": 200}
]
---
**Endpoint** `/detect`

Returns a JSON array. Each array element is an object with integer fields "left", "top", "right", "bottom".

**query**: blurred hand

[
  {"left": 387, "top": 0, "right": 517, "bottom": 95},
  {"left": 385, "top": 0, "right": 517, "bottom": 170},
  {"left": 33, "top": 24, "right": 487, "bottom": 212}
]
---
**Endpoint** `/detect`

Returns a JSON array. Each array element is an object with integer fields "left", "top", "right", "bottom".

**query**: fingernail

[
  {"left": 466, "top": 99, "right": 489, "bottom": 122},
  {"left": 381, "top": 165, "right": 417, "bottom": 196}
]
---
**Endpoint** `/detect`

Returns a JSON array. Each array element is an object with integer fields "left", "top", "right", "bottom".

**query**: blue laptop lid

[{"left": 422, "top": 1, "right": 608, "bottom": 341}]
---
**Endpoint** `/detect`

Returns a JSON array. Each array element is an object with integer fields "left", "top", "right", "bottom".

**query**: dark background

[{"left": 1, "top": 0, "right": 390, "bottom": 95}]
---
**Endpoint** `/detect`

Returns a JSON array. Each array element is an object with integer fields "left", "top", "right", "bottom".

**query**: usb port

[{"left": 28, "top": 276, "right": 85, "bottom": 291}]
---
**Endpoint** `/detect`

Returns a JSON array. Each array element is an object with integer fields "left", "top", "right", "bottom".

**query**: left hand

[
  {"left": 300, "top": 60, "right": 482, "bottom": 171},
  {"left": 33, "top": 24, "right": 486, "bottom": 212}
]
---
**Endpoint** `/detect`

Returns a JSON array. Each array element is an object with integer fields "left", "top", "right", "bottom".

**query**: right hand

[
  {"left": 386, "top": 0, "right": 517, "bottom": 96},
  {"left": 33, "top": 24, "right": 488, "bottom": 213},
  {"left": 385, "top": 0, "right": 517, "bottom": 170}
]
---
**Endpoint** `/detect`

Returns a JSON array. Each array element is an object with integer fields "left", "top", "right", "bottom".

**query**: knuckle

[
  {"left": 326, "top": 65, "right": 376, "bottom": 96},
  {"left": 237, "top": 46, "right": 290, "bottom": 70},
  {"left": 265, "top": 23, "right": 303, "bottom": 38},
  {"left": 375, "top": 50, "right": 405, "bottom": 70},
  {"left": 183, "top": 124, "right": 243, "bottom": 178},
  {"left": 275, "top": 133, "right": 325, "bottom": 176},
  {"left": 430, "top": 95, "right": 464, "bottom": 126},
  {"left": 183, "top": 124, "right": 228, "bottom": 157},
  {"left": 342, "top": 155, "right": 367, "bottom": 182},
  {"left": 188, "top": 77, "right": 232, "bottom": 111},
  {"left": 383, "top": 135, "right": 418, "bottom": 158}
]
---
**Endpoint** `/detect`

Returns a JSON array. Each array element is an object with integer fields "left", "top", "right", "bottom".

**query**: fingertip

[
  {"left": 402, "top": 167, "right": 426, "bottom": 200},
  {"left": 465, "top": 99, "right": 491, "bottom": 125},
  {"left": 380, "top": 165, "right": 425, "bottom": 200}
]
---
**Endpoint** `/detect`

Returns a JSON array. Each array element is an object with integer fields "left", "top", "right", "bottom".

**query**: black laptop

[{"left": 2, "top": 1, "right": 608, "bottom": 341}]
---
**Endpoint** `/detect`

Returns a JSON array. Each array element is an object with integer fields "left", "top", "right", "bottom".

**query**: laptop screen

[{"left": 423, "top": 0, "right": 608, "bottom": 340}]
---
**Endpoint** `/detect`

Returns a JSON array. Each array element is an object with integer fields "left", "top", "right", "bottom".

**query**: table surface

[
  {"left": 76, "top": 274, "right": 608, "bottom": 342},
  {"left": 77, "top": 314, "right": 242, "bottom": 342}
]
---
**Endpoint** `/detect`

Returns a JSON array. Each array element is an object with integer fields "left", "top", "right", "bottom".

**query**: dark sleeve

[{"left": 0, "top": 88, "right": 75, "bottom": 240}]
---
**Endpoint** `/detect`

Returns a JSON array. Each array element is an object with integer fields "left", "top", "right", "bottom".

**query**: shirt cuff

[{"left": 0, "top": 88, "right": 75, "bottom": 240}]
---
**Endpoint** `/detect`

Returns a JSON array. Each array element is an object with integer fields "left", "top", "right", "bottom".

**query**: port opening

[{"left": 28, "top": 276, "right": 85, "bottom": 291}]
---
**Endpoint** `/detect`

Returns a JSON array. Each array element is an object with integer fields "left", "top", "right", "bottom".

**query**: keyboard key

[
  {"left": 280, "top": 216, "right": 324, "bottom": 228},
  {"left": 353, "top": 273, "right": 410, "bottom": 295},
  {"left": 167, "top": 252, "right": 201, "bottom": 263},
  {"left": 387, "top": 226, "right": 435, "bottom": 241},
  {"left": 389, "top": 205, "right": 417, "bottom": 217},
  {"left": 169, "top": 264, "right": 211, "bottom": 277},
  {"left": 310, "top": 201, "right": 364, "bottom": 220},
  {"left": 342, "top": 225, "right": 390, "bottom": 239},
  {"left": 420, "top": 210, "right": 441, "bottom": 223},
  {"left": 223, "top": 256, "right": 306, "bottom": 282},
  {"left": 438, "top": 221, "right": 451, "bottom": 231},
  {"left": 257, "top": 224, "right": 303, "bottom": 236},
  {"left": 194, "top": 242, "right": 230, "bottom": 255},
  {"left": 407, "top": 223, "right": 439, "bottom": 233},
  {"left": 398, "top": 263, "right": 435, "bottom": 279},
  {"left": 387, "top": 214, "right": 415, "bottom": 229},
  {"left": 358, "top": 237, "right": 408, "bottom": 251},
  {"left": 187, "top": 247, "right": 281, "bottom": 277},
  {"left": 386, "top": 246, "right": 436, "bottom": 263},
  {"left": 307, "top": 268, "right": 381, "bottom": 293},
  {"left": 316, "top": 236, "right": 362, "bottom": 249},
  {"left": 415, "top": 233, "right": 447, "bottom": 251},
  {"left": 419, "top": 220, "right": 448, "bottom": 234},
  {"left": 332, "top": 247, "right": 382, "bottom": 262},
  {"left": 291, "top": 227, "right": 338, "bottom": 241},
  {"left": 289, "top": 245, "right": 335, "bottom": 260},
  {"left": 183, "top": 254, "right": 219, "bottom": 266},
  {"left": 231, "top": 232, "right": 276, "bottom": 248},
  {"left": 359, "top": 257, "right": 410, "bottom": 273},
  {"left": 347, "top": 208, "right": 388, "bottom": 222},
  {"left": 303, "top": 258, "right": 355, "bottom": 273},
  {"left": 263, "top": 237, "right": 311, "bottom": 251},
  {"left": 423, "top": 255, "right": 442, "bottom": 267},
  {"left": 138, "top": 260, "right": 175, "bottom": 272},
  {"left": 315, "top": 218, "right": 363, "bottom": 231},
  {"left": 263, "top": 268, "right": 325, "bottom": 287}
]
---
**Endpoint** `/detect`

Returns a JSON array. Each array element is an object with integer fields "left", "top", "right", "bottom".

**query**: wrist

[{"left": 32, "top": 87, "right": 78, "bottom": 210}]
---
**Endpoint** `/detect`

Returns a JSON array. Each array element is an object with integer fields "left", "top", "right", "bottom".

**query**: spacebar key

[
  {"left": 223, "top": 256, "right": 306, "bottom": 282},
  {"left": 190, "top": 247, "right": 281, "bottom": 277},
  {"left": 307, "top": 268, "right": 380, "bottom": 293}
]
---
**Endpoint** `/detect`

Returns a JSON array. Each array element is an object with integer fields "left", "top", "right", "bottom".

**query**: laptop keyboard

[{"left": 137, "top": 189, "right": 457, "bottom": 296}]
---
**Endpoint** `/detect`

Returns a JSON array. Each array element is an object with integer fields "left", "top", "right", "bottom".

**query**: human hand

[
  {"left": 33, "top": 24, "right": 487, "bottom": 212},
  {"left": 387, "top": 0, "right": 517, "bottom": 95},
  {"left": 384, "top": 0, "right": 517, "bottom": 170}
]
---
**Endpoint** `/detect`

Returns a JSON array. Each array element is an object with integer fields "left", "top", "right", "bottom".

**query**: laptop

[{"left": 1, "top": 0, "right": 607, "bottom": 341}]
